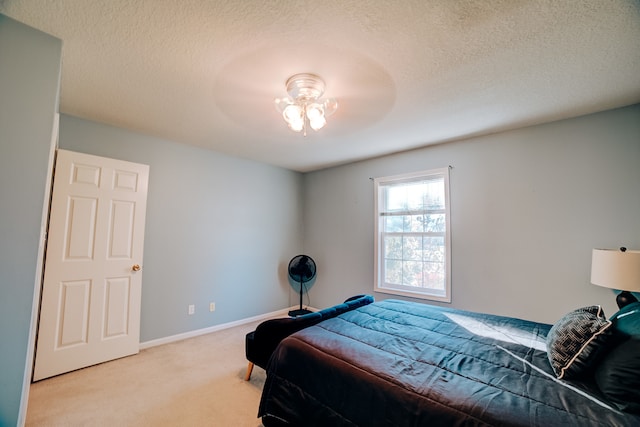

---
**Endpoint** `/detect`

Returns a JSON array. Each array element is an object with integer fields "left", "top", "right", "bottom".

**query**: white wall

[
  {"left": 59, "top": 115, "right": 304, "bottom": 342},
  {"left": 303, "top": 104, "right": 640, "bottom": 324}
]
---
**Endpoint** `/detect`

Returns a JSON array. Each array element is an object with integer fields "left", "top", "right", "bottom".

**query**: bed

[{"left": 258, "top": 299, "right": 640, "bottom": 426}]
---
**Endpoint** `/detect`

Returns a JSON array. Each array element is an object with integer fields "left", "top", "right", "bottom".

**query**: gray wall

[
  {"left": 0, "top": 15, "right": 61, "bottom": 426},
  {"left": 303, "top": 104, "right": 640, "bottom": 324},
  {"left": 59, "top": 115, "right": 304, "bottom": 342}
]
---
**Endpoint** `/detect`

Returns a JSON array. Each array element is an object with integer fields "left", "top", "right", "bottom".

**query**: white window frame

[{"left": 374, "top": 168, "right": 451, "bottom": 302}]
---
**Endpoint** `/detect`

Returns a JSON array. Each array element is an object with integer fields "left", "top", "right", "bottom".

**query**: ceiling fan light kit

[{"left": 275, "top": 73, "right": 337, "bottom": 136}]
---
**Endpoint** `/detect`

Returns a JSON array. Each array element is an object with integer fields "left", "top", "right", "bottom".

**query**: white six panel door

[{"left": 34, "top": 149, "right": 149, "bottom": 381}]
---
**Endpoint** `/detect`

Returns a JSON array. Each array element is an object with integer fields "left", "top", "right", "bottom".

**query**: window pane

[
  {"left": 402, "top": 260, "right": 422, "bottom": 287},
  {"left": 402, "top": 235, "right": 422, "bottom": 260},
  {"left": 406, "top": 214, "right": 425, "bottom": 232},
  {"left": 423, "top": 236, "right": 444, "bottom": 262},
  {"left": 382, "top": 178, "right": 445, "bottom": 213},
  {"left": 423, "top": 235, "right": 445, "bottom": 290},
  {"left": 424, "top": 178, "right": 445, "bottom": 209},
  {"left": 383, "top": 235, "right": 403, "bottom": 259},
  {"left": 384, "top": 259, "right": 402, "bottom": 285},
  {"left": 423, "top": 264, "right": 444, "bottom": 290},
  {"left": 383, "top": 216, "right": 403, "bottom": 232},
  {"left": 385, "top": 185, "right": 407, "bottom": 211},
  {"left": 406, "top": 181, "right": 426, "bottom": 211},
  {"left": 421, "top": 213, "right": 445, "bottom": 232}
]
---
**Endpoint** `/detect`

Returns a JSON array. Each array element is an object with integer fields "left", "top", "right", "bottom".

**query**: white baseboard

[{"left": 139, "top": 305, "right": 316, "bottom": 350}]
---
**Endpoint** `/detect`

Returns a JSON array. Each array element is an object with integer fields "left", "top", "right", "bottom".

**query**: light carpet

[{"left": 26, "top": 320, "right": 267, "bottom": 426}]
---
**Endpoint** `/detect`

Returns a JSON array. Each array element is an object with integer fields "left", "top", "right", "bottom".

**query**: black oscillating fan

[{"left": 288, "top": 255, "right": 317, "bottom": 316}]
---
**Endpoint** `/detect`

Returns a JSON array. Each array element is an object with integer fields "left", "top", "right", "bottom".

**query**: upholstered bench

[{"left": 244, "top": 294, "right": 374, "bottom": 380}]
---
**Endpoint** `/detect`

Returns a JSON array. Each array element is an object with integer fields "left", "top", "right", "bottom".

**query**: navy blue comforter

[{"left": 258, "top": 299, "right": 640, "bottom": 426}]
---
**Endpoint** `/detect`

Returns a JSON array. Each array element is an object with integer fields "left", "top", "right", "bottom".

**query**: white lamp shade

[{"left": 591, "top": 249, "right": 640, "bottom": 292}]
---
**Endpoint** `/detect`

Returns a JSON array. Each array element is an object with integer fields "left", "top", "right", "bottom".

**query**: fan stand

[{"left": 288, "top": 279, "right": 312, "bottom": 317}]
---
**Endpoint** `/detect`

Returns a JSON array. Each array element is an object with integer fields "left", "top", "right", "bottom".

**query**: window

[{"left": 374, "top": 168, "right": 451, "bottom": 302}]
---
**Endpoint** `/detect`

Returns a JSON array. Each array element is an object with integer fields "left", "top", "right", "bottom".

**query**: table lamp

[{"left": 591, "top": 247, "right": 640, "bottom": 309}]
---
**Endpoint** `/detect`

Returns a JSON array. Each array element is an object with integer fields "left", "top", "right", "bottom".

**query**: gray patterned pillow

[{"left": 546, "top": 306, "right": 613, "bottom": 379}]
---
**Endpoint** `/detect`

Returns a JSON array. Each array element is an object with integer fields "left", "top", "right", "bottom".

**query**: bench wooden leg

[{"left": 245, "top": 362, "right": 254, "bottom": 381}]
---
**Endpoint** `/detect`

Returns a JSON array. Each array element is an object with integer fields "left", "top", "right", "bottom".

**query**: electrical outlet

[
  {"left": 209, "top": 302, "right": 216, "bottom": 312},
  {"left": 188, "top": 304, "right": 195, "bottom": 315}
]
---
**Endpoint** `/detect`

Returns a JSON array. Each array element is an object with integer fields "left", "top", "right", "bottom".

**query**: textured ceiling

[{"left": 2, "top": 0, "right": 639, "bottom": 172}]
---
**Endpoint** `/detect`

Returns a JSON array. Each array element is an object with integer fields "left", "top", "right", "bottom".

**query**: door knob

[{"left": 132, "top": 264, "right": 141, "bottom": 272}]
